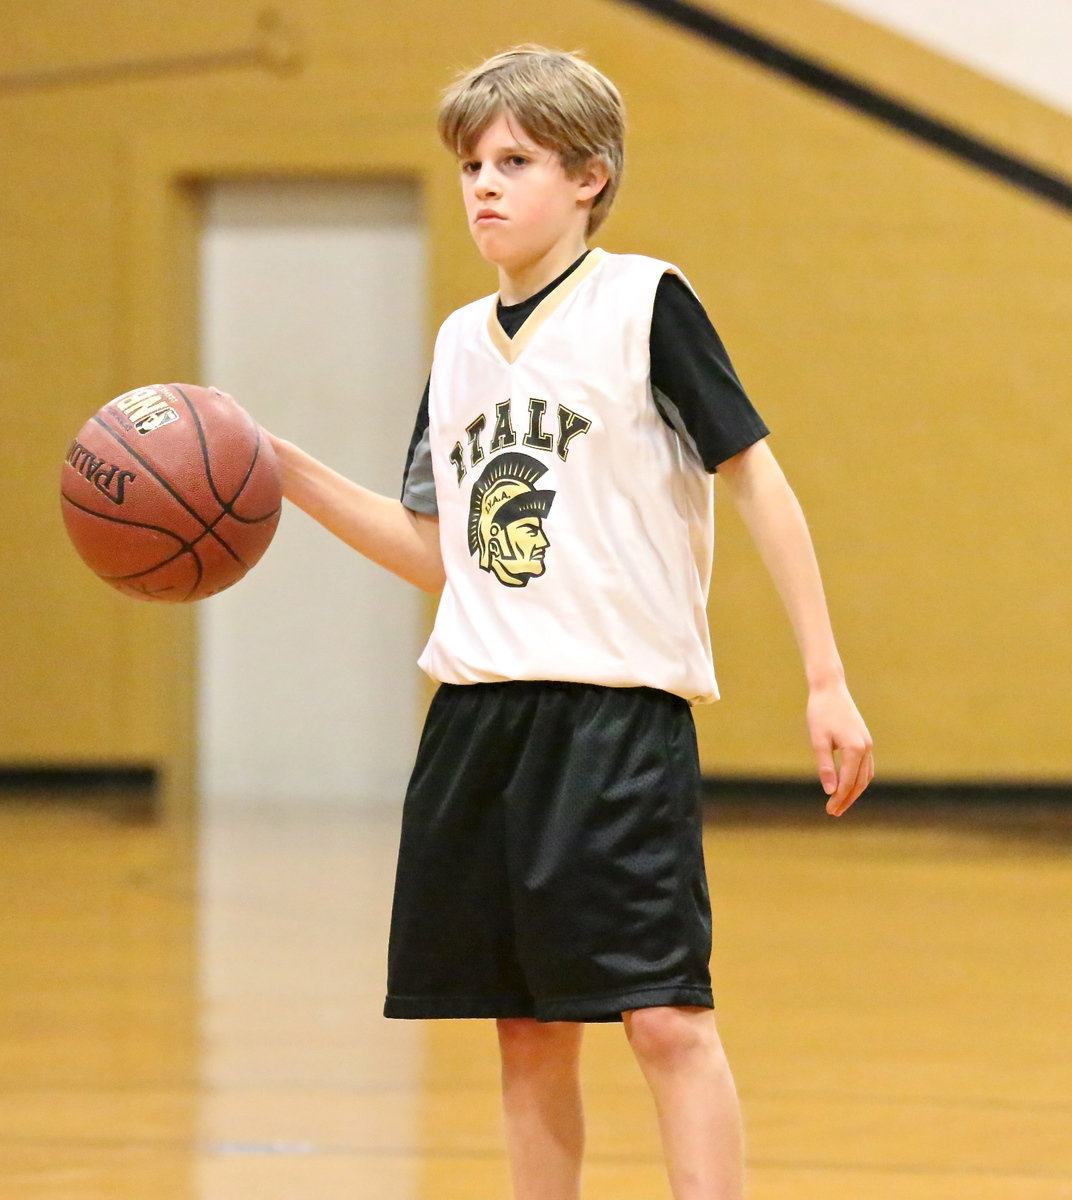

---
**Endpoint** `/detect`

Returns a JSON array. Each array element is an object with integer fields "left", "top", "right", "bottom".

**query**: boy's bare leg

[
  {"left": 623, "top": 1006, "right": 744, "bottom": 1200},
  {"left": 496, "top": 1018, "right": 585, "bottom": 1200}
]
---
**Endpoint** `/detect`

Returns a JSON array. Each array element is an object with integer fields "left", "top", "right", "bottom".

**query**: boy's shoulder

[
  {"left": 430, "top": 254, "right": 698, "bottom": 366},
  {"left": 580, "top": 249, "right": 684, "bottom": 282},
  {"left": 598, "top": 249, "right": 685, "bottom": 274},
  {"left": 606, "top": 249, "right": 674, "bottom": 268},
  {"left": 442, "top": 251, "right": 683, "bottom": 327}
]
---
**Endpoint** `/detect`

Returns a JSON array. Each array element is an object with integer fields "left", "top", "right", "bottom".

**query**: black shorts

[{"left": 383, "top": 681, "right": 713, "bottom": 1023}]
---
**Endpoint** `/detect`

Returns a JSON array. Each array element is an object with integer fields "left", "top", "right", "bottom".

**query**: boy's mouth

[{"left": 475, "top": 208, "right": 505, "bottom": 224}]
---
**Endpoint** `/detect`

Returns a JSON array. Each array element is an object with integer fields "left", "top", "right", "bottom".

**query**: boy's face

[
  {"left": 488, "top": 516, "right": 549, "bottom": 587},
  {"left": 459, "top": 111, "right": 605, "bottom": 279}
]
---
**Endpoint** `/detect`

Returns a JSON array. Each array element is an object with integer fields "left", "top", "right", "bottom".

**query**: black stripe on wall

[{"left": 616, "top": 0, "right": 1072, "bottom": 214}]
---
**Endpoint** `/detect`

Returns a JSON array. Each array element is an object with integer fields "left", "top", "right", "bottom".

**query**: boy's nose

[{"left": 475, "top": 168, "right": 501, "bottom": 198}]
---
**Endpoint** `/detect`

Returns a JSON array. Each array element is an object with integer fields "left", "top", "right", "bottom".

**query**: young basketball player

[{"left": 266, "top": 46, "right": 873, "bottom": 1200}]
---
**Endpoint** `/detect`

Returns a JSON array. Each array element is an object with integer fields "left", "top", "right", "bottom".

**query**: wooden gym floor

[{"left": 0, "top": 782, "right": 1069, "bottom": 1199}]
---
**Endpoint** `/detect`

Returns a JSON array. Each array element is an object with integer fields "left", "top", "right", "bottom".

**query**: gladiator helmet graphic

[{"left": 467, "top": 452, "right": 555, "bottom": 587}]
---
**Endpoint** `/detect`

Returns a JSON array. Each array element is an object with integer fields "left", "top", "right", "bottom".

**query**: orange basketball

[{"left": 60, "top": 383, "right": 282, "bottom": 602}]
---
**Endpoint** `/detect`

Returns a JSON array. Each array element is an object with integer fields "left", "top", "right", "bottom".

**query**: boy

[{"left": 267, "top": 45, "right": 873, "bottom": 1200}]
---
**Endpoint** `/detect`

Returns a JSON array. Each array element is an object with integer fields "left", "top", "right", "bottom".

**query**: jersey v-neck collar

[{"left": 486, "top": 248, "right": 607, "bottom": 365}]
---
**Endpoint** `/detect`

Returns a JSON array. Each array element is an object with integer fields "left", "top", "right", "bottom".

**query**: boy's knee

[
  {"left": 623, "top": 1005, "right": 722, "bottom": 1069},
  {"left": 497, "top": 1016, "right": 543, "bottom": 1048},
  {"left": 497, "top": 1018, "right": 582, "bottom": 1068}
]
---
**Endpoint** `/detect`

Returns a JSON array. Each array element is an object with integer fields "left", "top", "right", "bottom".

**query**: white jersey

[{"left": 415, "top": 249, "right": 721, "bottom": 704}]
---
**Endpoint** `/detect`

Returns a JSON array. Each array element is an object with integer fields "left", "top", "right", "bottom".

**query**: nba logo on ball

[
  {"left": 110, "top": 385, "right": 181, "bottom": 435},
  {"left": 60, "top": 383, "right": 282, "bottom": 603}
]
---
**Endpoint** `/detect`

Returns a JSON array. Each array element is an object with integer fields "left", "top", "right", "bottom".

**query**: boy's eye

[{"left": 459, "top": 153, "right": 530, "bottom": 176}]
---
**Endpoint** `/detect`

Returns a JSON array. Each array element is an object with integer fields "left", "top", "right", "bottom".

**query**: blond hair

[{"left": 438, "top": 46, "right": 625, "bottom": 236}]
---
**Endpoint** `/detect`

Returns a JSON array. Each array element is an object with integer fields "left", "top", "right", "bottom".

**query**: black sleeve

[
  {"left": 649, "top": 272, "right": 769, "bottom": 472},
  {"left": 400, "top": 376, "right": 437, "bottom": 515}
]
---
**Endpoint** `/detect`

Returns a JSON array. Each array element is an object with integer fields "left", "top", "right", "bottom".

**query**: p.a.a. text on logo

[{"left": 65, "top": 441, "right": 136, "bottom": 505}]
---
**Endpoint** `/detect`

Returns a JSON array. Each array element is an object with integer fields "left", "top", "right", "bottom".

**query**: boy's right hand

[{"left": 806, "top": 681, "right": 874, "bottom": 816}]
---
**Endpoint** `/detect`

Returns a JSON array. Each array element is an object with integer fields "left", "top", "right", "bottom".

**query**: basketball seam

[
  {"left": 60, "top": 489, "right": 204, "bottom": 600},
  {"left": 172, "top": 385, "right": 281, "bottom": 526},
  {"left": 110, "top": 545, "right": 204, "bottom": 600},
  {"left": 232, "top": 428, "right": 283, "bottom": 525},
  {"left": 61, "top": 488, "right": 187, "bottom": 544},
  {"left": 91, "top": 411, "right": 247, "bottom": 567}
]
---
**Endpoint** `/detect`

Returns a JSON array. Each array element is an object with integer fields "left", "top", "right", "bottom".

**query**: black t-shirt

[{"left": 402, "top": 253, "right": 767, "bottom": 509}]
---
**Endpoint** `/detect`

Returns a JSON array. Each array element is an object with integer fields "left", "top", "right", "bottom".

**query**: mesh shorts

[{"left": 384, "top": 681, "right": 713, "bottom": 1023}]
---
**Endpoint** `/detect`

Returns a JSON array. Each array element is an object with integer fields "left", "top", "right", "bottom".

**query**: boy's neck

[{"left": 497, "top": 237, "right": 590, "bottom": 306}]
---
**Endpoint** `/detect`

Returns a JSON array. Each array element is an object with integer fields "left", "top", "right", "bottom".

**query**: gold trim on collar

[{"left": 486, "top": 248, "right": 607, "bottom": 364}]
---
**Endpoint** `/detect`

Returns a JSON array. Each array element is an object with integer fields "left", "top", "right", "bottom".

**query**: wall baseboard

[
  {"left": 701, "top": 776, "right": 1072, "bottom": 805},
  {"left": 0, "top": 766, "right": 158, "bottom": 821},
  {"left": 3, "top": 767, "right": 1069, "bottom": 813},
  {"left": 0, "top": 765, "right": 156, "bottom": 788}
]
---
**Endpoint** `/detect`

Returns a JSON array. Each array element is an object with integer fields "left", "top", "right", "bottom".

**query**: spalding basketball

[{"left": 60, "top": 383, "right": 282, "bottom": 602}]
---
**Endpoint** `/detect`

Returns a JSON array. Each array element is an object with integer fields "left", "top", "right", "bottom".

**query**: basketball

[{"left": 60, "top": 383, "right": 282, "bottom": 602}]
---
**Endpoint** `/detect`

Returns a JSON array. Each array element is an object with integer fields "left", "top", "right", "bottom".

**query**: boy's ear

[{"left": 575, "top": 157, "right": 610, "bottom": 202}]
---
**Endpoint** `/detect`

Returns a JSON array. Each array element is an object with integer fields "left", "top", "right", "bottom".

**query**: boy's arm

[
  {"left": 717, "top": 439, "right": 873, "bottom": 816},
  {"left": 269, "top": 435, "right": 445, "bottom": 594}
]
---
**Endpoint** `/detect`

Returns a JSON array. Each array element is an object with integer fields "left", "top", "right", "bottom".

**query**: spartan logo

[{"left": 468, "top": 453, "right": 555, "bottom": 588}]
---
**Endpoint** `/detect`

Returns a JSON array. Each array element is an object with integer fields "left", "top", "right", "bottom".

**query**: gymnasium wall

[{"left": 2, "top": 0, "right": 1070, "bottom": 811}]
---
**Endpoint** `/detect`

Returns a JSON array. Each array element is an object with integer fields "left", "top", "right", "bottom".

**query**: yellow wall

[{"left": 2, "top": 0, "right": 1070, "bottom": 806}]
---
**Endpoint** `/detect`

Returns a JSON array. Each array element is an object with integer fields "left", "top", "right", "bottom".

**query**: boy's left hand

[{"left": 806, "top": 682, "right": 874, "bottom": 816}]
